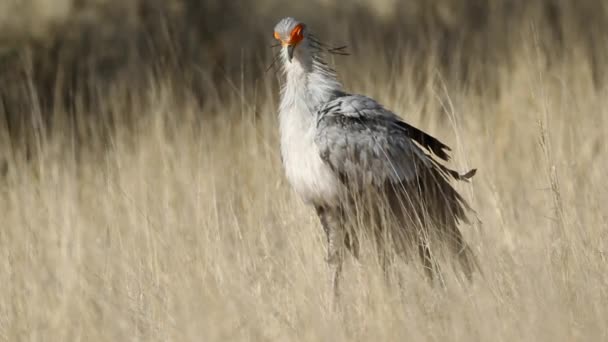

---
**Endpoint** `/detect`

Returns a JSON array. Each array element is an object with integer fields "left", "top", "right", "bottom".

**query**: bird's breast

[{"left": 279, "top": 107, "right": 342, "bottom": 207}]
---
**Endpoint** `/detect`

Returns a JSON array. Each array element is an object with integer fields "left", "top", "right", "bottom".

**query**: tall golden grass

[{"left": 1, "top": 1, "right": 607, "bottom": 341}]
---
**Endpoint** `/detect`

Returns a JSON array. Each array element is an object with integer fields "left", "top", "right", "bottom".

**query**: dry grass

[{"left": 1, "top": 1, "right": 608, "bottom": 341}]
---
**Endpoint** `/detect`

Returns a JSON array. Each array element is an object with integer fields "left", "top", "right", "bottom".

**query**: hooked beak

[{"left": 287, "top": 44, "right": 295, "bottom": 62}]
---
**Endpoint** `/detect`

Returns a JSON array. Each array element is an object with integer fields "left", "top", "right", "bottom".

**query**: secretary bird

[{"left": 273, "top": 17, "right": 478, "bottom": 298}]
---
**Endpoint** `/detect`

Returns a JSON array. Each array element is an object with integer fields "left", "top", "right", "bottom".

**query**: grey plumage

[
  {"left": 316, "top": 95, "right": 432, "bottom": 187},
  {"left": 315, "top": 95, "right": 477, "bottom": 278},
  {"left": 273, "top": 17, "right": 478, "bottom": 298}
]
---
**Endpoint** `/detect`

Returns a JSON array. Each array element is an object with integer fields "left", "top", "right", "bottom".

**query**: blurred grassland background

[{"left": 0, "top": 0, "right": 607, "bottom": 341}]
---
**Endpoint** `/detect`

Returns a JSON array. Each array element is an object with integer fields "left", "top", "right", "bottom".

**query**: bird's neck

[{"left": 280, "top": 49, "right": 343, "bottom": 115}]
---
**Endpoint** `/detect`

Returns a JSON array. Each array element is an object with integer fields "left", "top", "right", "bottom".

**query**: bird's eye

[
  {"left": 289, "top": 24, "right": 304, "bottom": 44},
  {"left": 274, "top": 31, "right": 281, "bottom": 41}
]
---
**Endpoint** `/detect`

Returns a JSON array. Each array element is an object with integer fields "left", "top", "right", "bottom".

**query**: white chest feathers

[{"left": 279, "top": 107, "right": 342, "bottom": 207}]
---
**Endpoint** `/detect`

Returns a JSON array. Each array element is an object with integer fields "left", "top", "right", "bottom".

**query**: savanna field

[{"left": 0, "top": 1, "right": 607, "bottom": 341}]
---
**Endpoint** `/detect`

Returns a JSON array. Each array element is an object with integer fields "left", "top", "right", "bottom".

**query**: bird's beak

[{"left": 287, "top": 44, "right": 295, "bottom": 62}]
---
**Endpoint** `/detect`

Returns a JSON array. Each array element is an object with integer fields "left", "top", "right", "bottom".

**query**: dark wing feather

[{"left": 394, "top": 121, "right": 452, "bottom": 161}]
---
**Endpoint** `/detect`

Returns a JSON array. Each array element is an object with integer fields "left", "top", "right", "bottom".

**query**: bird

[{"left": 272, "top": 17, "right": 478, "bottom": 299}]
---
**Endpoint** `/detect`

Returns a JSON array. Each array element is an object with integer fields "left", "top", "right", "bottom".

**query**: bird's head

[{"left": 273, "top": 17, "right": 308, "bottom": 63}]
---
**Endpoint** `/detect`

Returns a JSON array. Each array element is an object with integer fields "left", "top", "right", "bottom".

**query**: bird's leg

[
  {"left": 344, "top": 228, "right": 360, "bottom": 260},
  {"left": 327, "top": 222, "right": 344, "bottom": 306},
  {"left": 316, "top": 206, "right": 345, "bottom": 307}
]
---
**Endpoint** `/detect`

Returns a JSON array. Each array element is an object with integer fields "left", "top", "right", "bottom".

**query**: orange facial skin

[{"left": 274, "top": 24, "right": 304, "bottom": 46}]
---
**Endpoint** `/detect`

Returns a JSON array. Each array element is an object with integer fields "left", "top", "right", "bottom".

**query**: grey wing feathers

[
  {"left": 314, "top": 95, "right": 474, "bottom": 188},
  {"left": 314, "top": 95, "right": 478, "bottom": 275}
]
